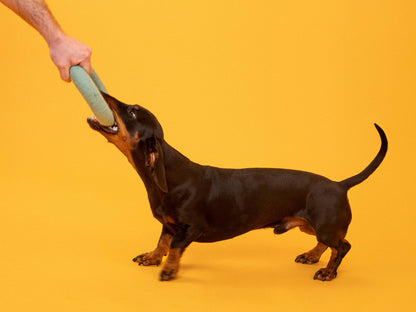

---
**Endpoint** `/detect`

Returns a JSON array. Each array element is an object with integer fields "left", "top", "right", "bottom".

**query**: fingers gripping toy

[{"left": 69, "top": 65, "right": 115, "bottom": 126}]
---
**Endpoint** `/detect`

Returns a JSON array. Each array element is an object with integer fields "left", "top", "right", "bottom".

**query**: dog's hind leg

[
  {"left": 313, "top": 239, "right": 351, "bottom": 281},
  {"left": 301, "top": 188, "right": 352, "bottom": 280},
  {"left": 311, "top": 218, "right": 351, "bottom": 280},
  {"left": 295, "top": 242, "right": 328, "bottom": 264},
  {"left": 273, "top": 217, "right": 327, "bottom": 264}
]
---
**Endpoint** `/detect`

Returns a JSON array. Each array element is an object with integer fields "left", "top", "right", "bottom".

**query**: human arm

[{"left": 0, "top": 0, "right": 92, "bottom": 81}]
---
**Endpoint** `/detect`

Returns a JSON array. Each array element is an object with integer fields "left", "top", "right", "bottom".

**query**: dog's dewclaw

[{"left": 70, "top": 65, "right": 115, "bottom": 126}]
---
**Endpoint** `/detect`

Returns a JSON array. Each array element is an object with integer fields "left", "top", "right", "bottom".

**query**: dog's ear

[{"left": 144, "top": 137, "right": 168, "bottom": 193}]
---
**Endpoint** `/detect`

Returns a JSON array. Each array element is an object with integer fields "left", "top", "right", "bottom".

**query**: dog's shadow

[{"left": 176, "top": 231, "right": 325, "bottom": 285}]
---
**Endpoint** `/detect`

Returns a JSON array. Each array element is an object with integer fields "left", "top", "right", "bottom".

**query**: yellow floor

[{"left": 1, "top": 1, "right": 415, "bottom": 311}]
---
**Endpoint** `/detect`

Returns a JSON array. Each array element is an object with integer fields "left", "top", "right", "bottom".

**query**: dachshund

[{"left": 87, "top": 93, "right": 387, "bottom": 281}]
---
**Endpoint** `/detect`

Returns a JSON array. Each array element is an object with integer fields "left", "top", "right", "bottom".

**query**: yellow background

[{"left": 1, "top": 0, "right": 415, "bottom": 311}]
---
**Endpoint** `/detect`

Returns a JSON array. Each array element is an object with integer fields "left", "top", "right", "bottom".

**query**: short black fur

[{"left": 87, "top": 93, "right": 388, "bottom": 281}]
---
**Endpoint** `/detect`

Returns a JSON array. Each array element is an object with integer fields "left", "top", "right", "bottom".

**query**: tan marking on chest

[
  {"left": 163, "top": 215, "right": 175, "bottom": 225},
  {"left": 101, "top": 119, "right": 140, "bottom": 170}
]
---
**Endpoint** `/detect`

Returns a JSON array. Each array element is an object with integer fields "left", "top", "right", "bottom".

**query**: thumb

[{"left": 59, "top": 66, "right": 71, "bottom": 82}]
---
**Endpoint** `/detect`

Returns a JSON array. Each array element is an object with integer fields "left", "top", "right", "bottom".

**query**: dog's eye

[{"left": 129, "top": 109, "right": 137, "bottom": 119}]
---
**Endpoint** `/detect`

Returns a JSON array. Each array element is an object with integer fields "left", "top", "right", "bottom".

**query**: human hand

[{"left": 48, "top": 34, "right": 92, "bottom": 82}]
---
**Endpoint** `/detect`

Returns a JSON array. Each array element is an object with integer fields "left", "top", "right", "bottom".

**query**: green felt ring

[{"left": 70, "top": 65, "right": 115, "bottom": 126}]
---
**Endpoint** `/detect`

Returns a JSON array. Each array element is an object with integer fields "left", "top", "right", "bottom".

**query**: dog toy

[{"left": 70, "top": 65, "right": 115, "bottom": 126}]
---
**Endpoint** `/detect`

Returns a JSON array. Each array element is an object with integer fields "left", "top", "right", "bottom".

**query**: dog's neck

[
  {"left": 162, "top": 142, "right": 192, "bottom": 169},
  {"left": 131, "top": 141, "right": 198, "bottom": 194},
  {"left": 161, "top": 141, "right": 201, "bottom": 186}
]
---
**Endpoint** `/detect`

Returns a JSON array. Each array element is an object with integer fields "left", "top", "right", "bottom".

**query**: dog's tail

[{"left": 339, "top": 124, "right": 388, "bottom": 190}]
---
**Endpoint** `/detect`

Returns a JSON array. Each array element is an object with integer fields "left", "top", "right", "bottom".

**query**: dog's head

[{"left": 87, "top": 93, "right": 168, "bottom": 192}]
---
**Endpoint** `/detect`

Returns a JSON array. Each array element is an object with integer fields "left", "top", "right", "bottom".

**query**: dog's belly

[
  {"left": 193, "top": 213, "right": 286, "bottom": 243},
  {"left": 195, "top": 228, "right": 254, "bottom": 243},
  {"left": 193, "top": 206, "right": 295, "bottom": 243}
]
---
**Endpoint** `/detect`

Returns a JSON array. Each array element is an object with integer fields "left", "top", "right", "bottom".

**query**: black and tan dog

[{"left": 87, "top": 93, "right": 387, "bottom": 281}]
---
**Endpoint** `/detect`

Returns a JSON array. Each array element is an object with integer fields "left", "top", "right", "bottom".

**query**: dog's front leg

[
  {"left": 133, "top": 226, "right": 173, "bottom": 266},
  {"left": 159, "top": 226, "right": 199, "bottom": 281}
]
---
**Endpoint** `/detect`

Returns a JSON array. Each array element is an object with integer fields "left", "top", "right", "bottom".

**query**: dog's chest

[{"left": 152, "top": 203, "right": 178, "bottom": 229}]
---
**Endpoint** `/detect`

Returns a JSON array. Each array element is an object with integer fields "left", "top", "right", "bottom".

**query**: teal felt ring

[{"left": 70, "top": 65, "right": 115, "bottom": 126}]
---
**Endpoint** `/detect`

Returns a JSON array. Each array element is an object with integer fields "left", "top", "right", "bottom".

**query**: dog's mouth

[{"left": 87, "top": 116, "right": 119, "bottom": 134}]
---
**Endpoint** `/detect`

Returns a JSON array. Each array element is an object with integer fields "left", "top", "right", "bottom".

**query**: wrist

[{"left": 44, "top": 28, "right": 66, "bottom": 47}]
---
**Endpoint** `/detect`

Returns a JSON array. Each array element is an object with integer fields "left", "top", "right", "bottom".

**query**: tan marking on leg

[
  {"left": 133, "top": 232, "right": 173, "bottom": 266},
  {"left": 295, "top": 242, "right": 328, "bottom": 264},
  {"left": 314, "top": 248, "right": 339, "bottom": 281},
  {"left": 299, "top": 224, "right": 316, "bottom": 235},
  {"left": 159, "top": 248, "right": 183, "bottom": 281},
  {"left": 314, "top": 243, "right": 349, "bottom": 281}
]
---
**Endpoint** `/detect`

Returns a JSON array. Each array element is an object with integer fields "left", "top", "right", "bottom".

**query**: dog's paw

[
  {"left": 132, "top": 252, "right": 162, "bottom": 266},
  {"left": 313, "top": 268, "right": 337, "bottom": 281},
  {"left": 295, "top": 253, "right": 320, "bottom": 264},
  {"left": 159, "top": 268, "right": 177, "bottom": 281}
]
